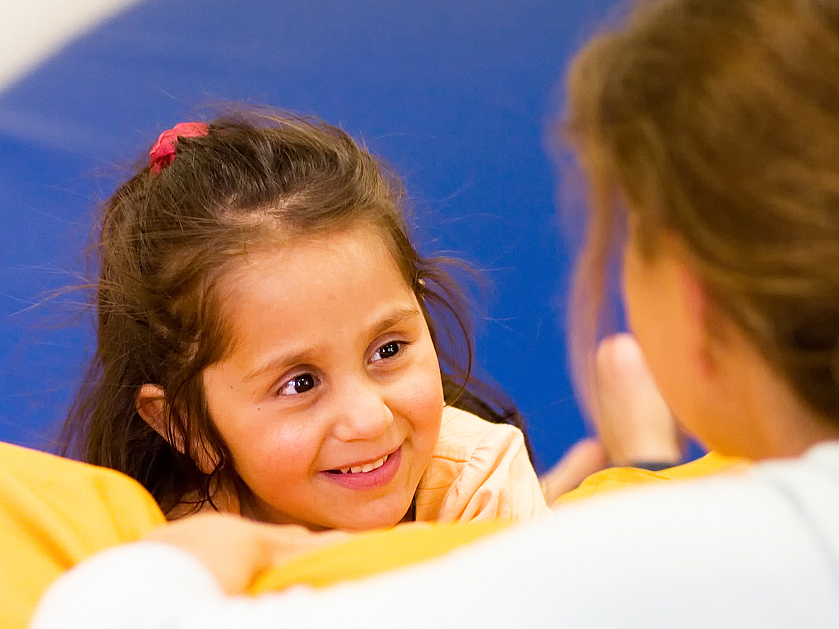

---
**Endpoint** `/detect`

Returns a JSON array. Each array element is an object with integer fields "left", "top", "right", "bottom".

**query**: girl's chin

[
  {"left": 327, "top": 501, "right": 416, "bottom": 532},
  {"left": 245, "top": 502, "right": 415, "bottom": 532}
]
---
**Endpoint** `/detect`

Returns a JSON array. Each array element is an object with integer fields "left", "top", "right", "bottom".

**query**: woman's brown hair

[
  {"left": 563, "top": 0, "right": 839, "bottom": 426},
  {"left": 60, "top": 109, "right": 525, "bottom": 516}
]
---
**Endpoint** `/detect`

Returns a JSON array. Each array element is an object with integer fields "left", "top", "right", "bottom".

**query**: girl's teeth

[{"left": 340, "top": 454, "right": 388, "bottom": 474}]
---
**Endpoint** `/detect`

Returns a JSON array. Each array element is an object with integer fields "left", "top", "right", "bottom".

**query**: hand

[
  {"left": 592, "top": 333, "right": 683, "bottom": 467},
  {"left": 540, "top": 437, "right": 609, "bottom": 504},
  {"left": 144, "top": 513, "right": 349, "bottom": 594}
]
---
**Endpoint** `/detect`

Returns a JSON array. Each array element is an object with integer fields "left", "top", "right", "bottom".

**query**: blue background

[{"left": 0, "top": 0, "right": 620, "bottom": 472}]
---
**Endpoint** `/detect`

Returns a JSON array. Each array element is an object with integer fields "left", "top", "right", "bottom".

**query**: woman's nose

[{"left": 331, "top": 383, "right": 394, "bottom": 442}]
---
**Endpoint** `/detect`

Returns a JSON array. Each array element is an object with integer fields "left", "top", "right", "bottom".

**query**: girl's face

[{"left": 201, "top": 226, "right": 444, "bottom": 531}]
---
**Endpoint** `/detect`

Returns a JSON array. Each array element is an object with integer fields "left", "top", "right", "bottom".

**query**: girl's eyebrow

[
  {"left": 243, "top": 351, "right": 309, "bottom": 383},
  {"left": 242, "top": 305, "right": 424, "bottom": 383},
  {"left": 370, "top": 306, "right": 424, "bottom": 337}
]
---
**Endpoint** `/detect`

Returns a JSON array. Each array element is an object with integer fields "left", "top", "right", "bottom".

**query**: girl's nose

[{"left": 331, "top": 383, "right": 394, "bottom": 442}]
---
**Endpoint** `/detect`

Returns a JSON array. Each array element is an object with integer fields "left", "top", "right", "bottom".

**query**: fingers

[
  {"left": 593, "top": 333, "right": 683, "bottom": 467},
  {"left": 540, "top": 437, "right": 609, "bottom": 504},
  {"left": 144, "top": 514, "right": 348, "bottom": 595},
  {"left": 262, "top": 526, "right": 350, "bottom": 566}
]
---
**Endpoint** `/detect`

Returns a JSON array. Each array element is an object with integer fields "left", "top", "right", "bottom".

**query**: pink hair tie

[{"left": 149, "top": 122, "right": 209, "bottom": 174}]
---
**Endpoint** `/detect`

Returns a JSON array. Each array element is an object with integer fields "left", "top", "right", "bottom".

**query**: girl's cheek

[
  {"left": 236, "top": 422, "right": 301, "bottom": 476},
  {"left": 408, "top": 371, "right": 445, "bottom": 431},
  {"left": 388, "top": 352, "right": 443, "bottom": 425}
]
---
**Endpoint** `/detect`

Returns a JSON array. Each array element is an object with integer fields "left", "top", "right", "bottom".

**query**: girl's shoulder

[
  {"left": 415, "top": 407, "right": 546, "bottom": 522},
  {"left": 436, "top": 405, "right": 526, "bottom": 462}
]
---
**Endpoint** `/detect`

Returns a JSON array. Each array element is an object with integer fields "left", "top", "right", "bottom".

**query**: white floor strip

[{"left": 0, "top": 0, "right": 142, "bottom": 91}]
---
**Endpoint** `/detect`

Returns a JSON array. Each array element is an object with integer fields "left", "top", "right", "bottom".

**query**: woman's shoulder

[{"left": 554, "top": 440, "right": 839, "bottom": 549}]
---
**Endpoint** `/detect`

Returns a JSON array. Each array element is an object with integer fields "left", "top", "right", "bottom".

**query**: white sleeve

[
  {"left": 29, "top": 455, "right": 839, "bottom": 629},
  {"left": 29, "top": 542, "right": 226, "bottom": 629}
]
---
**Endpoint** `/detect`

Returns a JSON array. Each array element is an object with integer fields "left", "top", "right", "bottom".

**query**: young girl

[
  {"left": 58, "top": 111, "right": 548, "bottom": 529},
  {"left": 33, "top": 0, "right": 839, "bottom": 625}
]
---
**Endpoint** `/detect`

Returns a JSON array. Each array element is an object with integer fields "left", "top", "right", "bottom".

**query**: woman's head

[
  {"left": 564, "top": 0, "right": 839, "bottom": 437},
  {"left": 64, "top": 110, "right": 496, "bottom": 525}
]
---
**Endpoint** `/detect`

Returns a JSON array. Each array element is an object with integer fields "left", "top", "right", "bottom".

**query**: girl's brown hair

[
  {"left": 564, "top": 0, "right": 839, "bottom": 426},
  {"left": 60, "top": 109, "right": 524, "bottom": 515}
]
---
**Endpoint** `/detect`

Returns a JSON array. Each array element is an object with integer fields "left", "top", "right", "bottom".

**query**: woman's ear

[{"left": 671, "top": 241, "right": 719, "bottom": 379}]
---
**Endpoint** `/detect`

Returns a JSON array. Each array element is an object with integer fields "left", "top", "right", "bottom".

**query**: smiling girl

[{"left": 59, "top": 111, "right": 548, "bottom": 530}]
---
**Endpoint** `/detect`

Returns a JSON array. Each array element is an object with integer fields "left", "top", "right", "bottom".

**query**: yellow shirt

[
  {"left": 556, "top": 451, "right": 749, "bottom": 506},
  {"left": 2, "top": 424, "right": 741, "bottom": 624},
  {"left": 0, "top": 442, "right": 165, "bottom": 629}
]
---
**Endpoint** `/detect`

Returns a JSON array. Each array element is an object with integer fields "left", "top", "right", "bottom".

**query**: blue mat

[{"left": 0, "top": 0, "right": 620, "bottom": 471}]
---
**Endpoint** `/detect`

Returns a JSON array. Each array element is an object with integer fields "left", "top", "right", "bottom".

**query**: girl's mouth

[
  {"left": 331, "top": 453, "right": 389, "bottom": 475},
  {"left": 321, "top": 446, "right": 402, "bottom": 490}
]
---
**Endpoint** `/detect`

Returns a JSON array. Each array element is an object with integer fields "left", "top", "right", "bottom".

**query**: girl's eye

[
  {"left": 372, "top": 341, "right": 403, "bottom": 362},
  {"left": 278, "top": 374, "right": 317, "bottom": 396}
]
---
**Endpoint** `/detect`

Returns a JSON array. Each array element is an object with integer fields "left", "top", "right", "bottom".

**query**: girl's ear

[
  {"left": 136, "top": 383, "right": 219, "bottom": 475},
  {"left": 136, "top": 384, "right": 169, "bottom": 440}
]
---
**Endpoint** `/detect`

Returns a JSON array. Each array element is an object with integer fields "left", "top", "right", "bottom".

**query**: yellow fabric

[
  {"left": 249, "top": 451, "right": 743, "bottom": 595},
  {"left": 0, "top": 441, "right": 166, "bottom": 629},
  {"left": 415, "top": 407, "right": 549, "bottom": 521},
  {"left": 254, "top": 450, "right": 744, "bottom": 596},
  {"left": 556, "top": 451, "right": 750, "bottom": 506},
  {"left": 0, "top": 431, "right": 741, "bottom": 623},
  {"left": 249, "top": 520, "right": 509, "bottom": 595}
]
